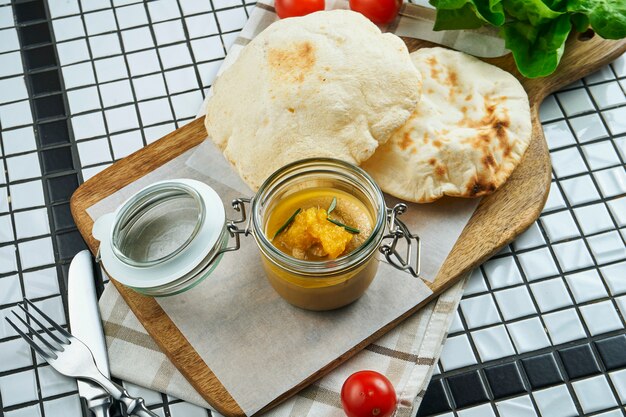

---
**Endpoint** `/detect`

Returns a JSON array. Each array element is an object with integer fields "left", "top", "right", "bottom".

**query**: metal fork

[{"left": 5, "top": 299, "right": 158, "bottom": 417}]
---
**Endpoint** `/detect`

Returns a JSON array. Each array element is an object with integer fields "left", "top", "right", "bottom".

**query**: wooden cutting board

[{"left": 71, "top": 33, "right": 626, "bottom": 416}]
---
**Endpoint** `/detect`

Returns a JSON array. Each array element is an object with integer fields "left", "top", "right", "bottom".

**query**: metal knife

[{"left": 68, "top": 250, "right": 112, "bottom": 417}]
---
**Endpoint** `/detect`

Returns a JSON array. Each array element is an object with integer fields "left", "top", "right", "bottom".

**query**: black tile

[
  {"left": 595, "top": 335, "right": 626, "bottom": 371},
  {"left": 29, "top": 70, "right": 61, "bottom": 95},
  {"left": 522, "top": 353, "right": 564, "bottom": 389},
  {"left": 51, "top": 203, "right": 75, "bottom": 231},
  {"left": 56, "top": 230, "right": 87, "bottom": 261},
  {"left": 42, "top": 147, "right": 74, "bottom": 174},
  {"left": 484, "top": 362, "right": 527, "bottom": 399},
  {"left": 47, "top": 174, "right": 79, "bottom": 203},
  {"left": 18, "top": 21, "right": 51, "bottom": 46},
  {"left": 416, "top": 379, "right": 451, "bottom": 417},
  {"left": 559, "top": 344, "right": 601, "bottom": 379},
  {"left": 14, "top": 1, "right": 47, "bottom": 23},
  {"left": 24, "top": 44, "right": 57, "bottom": 70},
  {"left": 38, "top": 119, "right": 70, "bottom": 146},
  {"left": 446, "top": 371, "right": 489, "bottom": 408},
  {"left": 34, "top": 94, "right": 65, "bottom": 120}
]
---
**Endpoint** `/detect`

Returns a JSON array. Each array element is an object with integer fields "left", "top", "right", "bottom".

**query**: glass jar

[{"left": 93, "top": 159, "right": 421, "bottom": 309}]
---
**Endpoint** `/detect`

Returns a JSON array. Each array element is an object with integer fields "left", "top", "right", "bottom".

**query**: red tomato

[
  {"left": 275, "top": 0, "right": 325, "bottom": 19},
  {"left": 349, "top": 0, "right": 402, "bottom": 24},
  {"left": 341, "top": 371, "right": 397, "bottom": 417}
]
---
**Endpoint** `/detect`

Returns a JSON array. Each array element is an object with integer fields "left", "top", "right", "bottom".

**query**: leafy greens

[{"left": 429, "top": 0, "right": 626, "bottom": 78}]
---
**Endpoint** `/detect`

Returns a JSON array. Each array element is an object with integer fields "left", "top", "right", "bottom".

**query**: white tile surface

[
  {"left": 105, "top": 104, "right": 140, "bottom": 132},
  {"left": 191, "top": 35, "right": 225, "bottom": 62},
  {"left": 78, "top": 138, "right": 113, "bottom": 166},
  {"left": 52, "top": 15, "right": 85, "bottom": 41},
  {"left": 609, "top": 369, "right": 626, "bottom": 404},
  {"left": 559, "top": 174, "right": 601, "bottom": 206},
  {"left": 158, "top": 43, "right": 193, "bottom": 69},
  {"left": 558, "top": 88, "right": 595, "bottom": 116},
  {"left": 541, "top": 211, "right": 580, "bottom": 242},
  {"left": 9, "top": 180, "right": 45, "bottom": 210},
  {"left": 569, "top": 113, "right": 609, "bottom": 143},
  {"left": 23, "top": 267, "right": 60, "bottom": 299},
  {"left": 180, "top": 0, "right": 213, "bottom": 14},
  {"left": 572, "top": 375, "right": 617, "bottom": 413},
  {"left": 602, "top": 107, "right": 626, "bottom": 135},
  {"left": 133, "top": 73, "right": 167, "bottom": 100},
  {"left": 48, "top": 0, "right": 80, "bottom": 18},
  {"left": 138, "top": 97, "right": 174, "bottom": 126},
  {"left": 89, "top": 33, "right": 122, "bottom": 58},
  {"left": 171, "top": 90, "right": 203, "bottom": 119},
  {"left": 216, "top": 7, "right": 248, "bottom": 32},
  {"left": 94, "top": 55, "right": 128, "bottom": 82},
  {"left": 448, "top": 311, "right": 464, "bottom": 334},
  {"left": 0, "top": 338, "right": 33, "bottom": 373},
  {"left": 57, "top": 39, "right": 90, "bottom": 65},
  {"left": 565, "top": 269, "right": 608, "bottom": 303},
  {"left": 551, "top": 147, "right": 587, "bottom": 178},
  {"left": 99, "top": 79, "right": 134, "bottom": 107},
  {"left": 482, "top": 256, "right": 523, "bottom": 289},
  {"left": 81, "top": 0, "right": 111, "bottom": 13},
  {"left": 122, "top": 26, "right": 155, "bottom": 52},
  {"left": 0, "top": 370, "right": 38, "bottom": 407},
  {"left": 512, "top": 222, "right": 546, "bottom": 251},
  {"left": 0, "top": 214, "right": 14, "bottom": 243},
  {"left": 552, "top": 239, "right": 594, "bottom": 272},
  {"left": 614, "top": 296, "right": 626, "bottom": 322},
  {"left": 543, "top": 181, "right": 567, "bottom": 212},
  {"left": 0, "top": 76, "right": 28, "bottom": 103},
  {"left": 543, "top": 120, "right": 575, "bottom": 150},
  {"left": 518, "top": 248, "right": 560, "bottom": 281},
  {"left": 6, "top": 153, "right": 41, "bottom": 182},
  {"left": 4, "top": 405, "right": 42, "bottom": 417},
  {"left": 544, "top": 308, "right": 587, "bottom": 345},
  {"left": 144, "top": 122, "right": 175, "bottom": 144},
  {"left": 530, "top": 278, "right": 573, "bottom": 313},
  {"left": 460, "top": 294, "right": 501, "bottom": 329},
  {"left": 533, "top": 385, "right": 578, "bottom": 417},
  {"left": 62, "top": 62, "right": 96, "bottom": 89},
  {"left": 13, "top": 208, "right": 50, "bottom": 239},
  {"left": 186, "top": 14, "right": 219, "bottom": 39},
  {"left": 607, "top": 197, "right": 626, "bottom": 227},
  {"left": 84, "top": 9, "right": 117, "bottom": 36},
  {"left": 582, "top": 140, "right": 621, "bottom": 170},
  {"left": 43, "top": 394, "right": 82, "bottom": 417},
  {"left": 0, "top": 274, "right": 21, "bottom": 305},
  {"left": 123, "top": 381, "right": 164, "bottom": 406},
  {"left": 574, "top": 203, "right": 615, "bottom": 235},
  {"left": 0, "top": 51, "right": 23, "bottom": 78},
  {"left": 169, "top": 401, "right": 209, "bottom": 417},
  {"left": 495, "top": 395, "right": 537, "bottom": 417},
  {"left": 494, "top": 286, "right": 537, "bottom": 321},
  {"left": 165, "top": 66, "right": 198, "bottom": 93},
  {"left": 587, "top": 231, "right": 626, "bottom": 264},
  {"left": 18, "top": 237, "right": 55, "bottom": 270},
  {"left": 590, "top": 82, "right": 626, "bottom": 109},
  {"left": 33, "top": 296, "right": 66, "bottom": 327},
  {"left": 110, "top": 130, "right": 143, "bottom": 159},
  {"left": 507, "top": 317, "right": 551, "bottom": 354},
  {"left": 464, "top": 268, "right": 488, "bottom": 295},
  {"left": 147, "top": 0, "right": 181, "bottom": 22},
  {"left": 586, "top": 66, "right": 615, "bottom": 84},
  {"left": 127, "top": 49, "right": 161, "bottom": 76},
  {"left": 38, "top": 366, "right": 77, "bottom": 398},
  {"left": 580, "top": 300, "right": 623, "bottom": 336},
  {"left": 68, "top": 86, "right": 101, "bottom": 114},
  {"left": 72, "top": 111, "right": 107, "bottom": 139},
  {"left": 0, "top": 100, "right": 33, "bottom": 129},
  {"left": 116, "top": 3, "right": 148, "bottom": 29},
  {"left": 0, "top": 28, "right": 19, "bottom": 53},
  {"left": 154, "top": 19, "right": 185, "bottom": 45},
  {"left": 471, "top": 325, "right": 516, "bottom": 362},
  {"left": 0, "top": 245, "right": 17, "bottom": 274},
  {"left": 0, "top": 187, "right": 8, "bottom": 214},
  {"left": 601, "top": 262, "right": 626, "bottom": 296},
  {"left": 439, "top": 334, "right": 477, "bottom": 371}
]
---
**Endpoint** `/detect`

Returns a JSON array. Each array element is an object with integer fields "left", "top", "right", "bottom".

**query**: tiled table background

[{"left": 0, "top": 0, "right": 625, "bottom": 416}]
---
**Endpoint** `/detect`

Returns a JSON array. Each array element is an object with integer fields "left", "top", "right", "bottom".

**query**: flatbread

[
  {"left": 205, "top": 10, "right": 422, "bottom": 191},
  {"left": 362, "top": 47, "right": 532, "bottom": 203}
]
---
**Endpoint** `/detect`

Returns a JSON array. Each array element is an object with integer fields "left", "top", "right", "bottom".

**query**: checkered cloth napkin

[{"left": 97, "top": 1, "right": 505, "bottom": 415}]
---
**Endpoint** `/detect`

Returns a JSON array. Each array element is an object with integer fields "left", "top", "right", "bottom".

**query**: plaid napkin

[{"left": 97, "top": 1, "right": 504, "bottom": 415}]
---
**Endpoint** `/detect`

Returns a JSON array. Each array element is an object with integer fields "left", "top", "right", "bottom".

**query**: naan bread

[
  {"left": 362, "top": 47, "right": 532, "bottom": 203},
  {"left": 205, "top": 10, "right": 422, "bottom": 191}
]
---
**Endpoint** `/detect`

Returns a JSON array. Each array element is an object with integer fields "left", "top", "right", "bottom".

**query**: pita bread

[
  {"left": 205, "top": 10, "right": 422, "bottom": 191},
  {"left": 362, "top": 47, "right": 531, "bottom": 203}
]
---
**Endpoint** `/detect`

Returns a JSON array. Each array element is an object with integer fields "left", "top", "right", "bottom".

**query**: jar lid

[{"left": 93, "top": 179, "right": 226, "bottom": 290}]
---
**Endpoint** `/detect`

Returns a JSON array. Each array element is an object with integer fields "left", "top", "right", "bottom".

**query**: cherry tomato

[
  {"left": 349, "top": 0, "right": 402, "bottom": 24},
  {"left": 275, "top": 0, "right": 325, "bottom": 19},
  {"left": 341, "top": 370, "right": 397, "bottom": 417}
]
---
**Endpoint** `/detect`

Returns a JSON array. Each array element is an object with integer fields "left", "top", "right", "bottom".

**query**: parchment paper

[{"left": 87, "top": 139, "right": 478, "bottom": 415}]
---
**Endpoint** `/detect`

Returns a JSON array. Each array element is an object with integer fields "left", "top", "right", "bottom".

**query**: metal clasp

[
  {"left": 379, "top": 203, "right": 421, "bottom": 277},
  {"left": 218, "top": 197, "right": 253, "bottom": 255}
]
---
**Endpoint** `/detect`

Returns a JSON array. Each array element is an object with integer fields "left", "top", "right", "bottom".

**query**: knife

[{"left": 68, "top": 250, "right": 112, "bottom": 417}]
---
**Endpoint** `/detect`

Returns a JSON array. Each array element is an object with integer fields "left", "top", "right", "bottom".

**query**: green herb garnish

[
  {"left": 327, "top": 197, "right": 337, "bottom": 215},
  {"left": 273, "top": 208, "right": 301, "bottom": 240},
  {"left": 326, "top": 217, "right": 360, "bottom": 234}
]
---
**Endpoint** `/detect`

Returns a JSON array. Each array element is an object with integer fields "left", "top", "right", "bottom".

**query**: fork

[{"left": 5, "top": 298, "right": 158, "bottom": 417}]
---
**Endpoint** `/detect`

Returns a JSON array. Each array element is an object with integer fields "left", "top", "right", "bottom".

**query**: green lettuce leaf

[
  {"left": 570, "top": 13, "right": 590, "bottom": 32},
  {"left": 567, "top": 0, "right": 626, "bottom": 39},
  {"left": 502, "top": 14, "right": 572, "bottom": 77},
  {"left": 430, "top": 0, "right": 505, "bottom": 29},
  {"left": 502, "top": 0, "right": 563, "bottom": 26}
]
